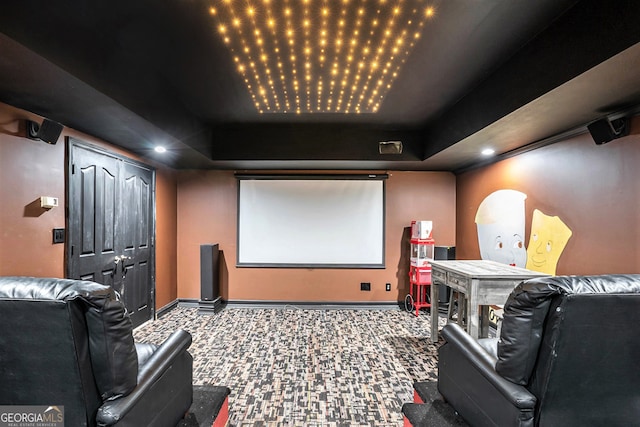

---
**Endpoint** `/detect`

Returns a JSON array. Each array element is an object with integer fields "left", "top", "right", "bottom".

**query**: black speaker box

[
  {"left": 434, "top": 246, "right": 456, "bottom": 261},
  {"left": 200, "top": 244, "right": 220, "bottom": 301},
  {"left": 26, "top": 119, "right": 63, "bottom": 144},
  {"left": 434, "top": 246, "right": 456, "bottom": 305},
  {"left": 587, "top": 117, "right": 629, "bottom": 145}
]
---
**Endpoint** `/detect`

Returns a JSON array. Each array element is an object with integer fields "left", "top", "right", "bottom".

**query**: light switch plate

[{"left": 53, "top": 228, "right": 65, "bottom": 244}]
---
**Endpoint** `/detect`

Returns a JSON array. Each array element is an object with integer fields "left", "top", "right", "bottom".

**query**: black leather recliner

[
  {"left": 0, "top": 276, "right": 193, "bottom": 427},
  {"left": 437, "top": 274, "right": 640, "bottom": 427}
]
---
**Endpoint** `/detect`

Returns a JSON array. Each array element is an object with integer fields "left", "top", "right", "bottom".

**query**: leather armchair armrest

[
  {"left": 96, "top": 329, "right": 193, "bottom": 426},
  {"left": 441, "top": 323, "right": 535, "bottom": 409},
  {"left": 135, "top": 342, "right": 159, "bottom": 367}
]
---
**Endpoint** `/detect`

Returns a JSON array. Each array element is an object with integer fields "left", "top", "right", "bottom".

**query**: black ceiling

[{"left": 1, "top": 0, "right": 639, "bottom": 171}]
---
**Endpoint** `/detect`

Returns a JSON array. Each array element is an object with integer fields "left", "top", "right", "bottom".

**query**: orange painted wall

[
  {"left": 176, "top": 170, "right": 456, "bottom": 302},
  {"left": 155, "top": 168, "right": 179, "bottom": 307},
  {"left": 1, "top": 99, "right": 456, "bottom": 307},
  {"left": 0, "top": 106, "right": 65, "bottom": 277},
  {"left": 456, "top": 116, "right": 640, "bottom": 274},
  {"left": 0, "top": 102, "right": 178, "bottom": 309}
]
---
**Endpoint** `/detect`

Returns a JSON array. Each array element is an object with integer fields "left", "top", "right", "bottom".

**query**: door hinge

[
  {"left": 71, "top": 245, "right": 74, "bottom": 256},
  {"left": 71, "top": 164, "right": 76, "bottom": 174}
]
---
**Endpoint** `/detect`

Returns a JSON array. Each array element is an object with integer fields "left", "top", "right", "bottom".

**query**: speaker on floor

[
  {"left": 26, "top": 118, "right": 64, "bottom": 144},
  {"left": 200, "top": 244, "right": 220, "bottom": 301},
  {"left": 587, "top": 117, "right": 629, "bottom": 145},
  {"left": 199, "top": 244, "right": 224, "bottom": 314},
  {"left": 434, "top": 246, "right": 455, "bottom": 306}
]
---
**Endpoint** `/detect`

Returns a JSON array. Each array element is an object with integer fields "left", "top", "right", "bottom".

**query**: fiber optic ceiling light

[{"left": 208, "top": 0, "right": 437, "bottom": 114}]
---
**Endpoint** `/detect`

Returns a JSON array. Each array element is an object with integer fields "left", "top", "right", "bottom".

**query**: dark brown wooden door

[{"left": 67, "top": 139, "right": 155, "bottom": 327}]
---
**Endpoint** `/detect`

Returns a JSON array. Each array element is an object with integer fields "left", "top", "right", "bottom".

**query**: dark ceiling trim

[
  {"left": 453, "top": 108, "right": 640, "bottom": 175},
  {"left": 0, "top": 33, "right": 215, "bottom": 169},
  {"left": 2, "top": 1, "right": 638, "bottom": 172},
  {"left": 453, "top": 127, "right": 587, "bottom": 176},
  {"left": 210, "top": 123, "right": 423, "bottom": 162},
  {"left": 421, "top": 0, "right": 640, "bottom": 160}
]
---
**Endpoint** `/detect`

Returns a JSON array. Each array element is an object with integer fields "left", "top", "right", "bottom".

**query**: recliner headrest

[
  {"left": 0, "top": 276, "right": 138, "bottom": 401},
  {"left": 496, "top": 274, "right": 640, "bottom": 385}
]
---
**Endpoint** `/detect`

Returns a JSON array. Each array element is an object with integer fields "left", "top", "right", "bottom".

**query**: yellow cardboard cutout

[{"left": 526, "top": 209, "right": 573, "bottom": 275}]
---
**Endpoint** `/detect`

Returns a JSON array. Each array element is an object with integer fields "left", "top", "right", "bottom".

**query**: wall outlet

[
  {"left": 360, "top": 282, "right": 371, "bottom": 291},
  {"left": 385, "top": 283, "right": 391, "bottom": 292}
]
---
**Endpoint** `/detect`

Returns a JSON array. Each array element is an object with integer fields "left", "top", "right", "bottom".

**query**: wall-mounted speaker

[
  {"left": 26, "top": 118, "right": 63, "bottom": 144},
  {"left": 587, "top": 117, "right": 629, "bottom": 145}
]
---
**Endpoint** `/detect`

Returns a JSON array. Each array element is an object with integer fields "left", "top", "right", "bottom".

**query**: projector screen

[{"left": 237, "top": 175, "right": 386, "bottom": 268}]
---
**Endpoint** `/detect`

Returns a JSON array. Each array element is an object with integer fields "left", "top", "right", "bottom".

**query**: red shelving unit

[{"left": 407, "top": 265, "right": 432, "bottom": 316}]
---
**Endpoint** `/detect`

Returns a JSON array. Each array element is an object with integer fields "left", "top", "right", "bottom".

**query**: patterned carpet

[{"left": 134, "top": 306, "right": 446, "bottom": 426}]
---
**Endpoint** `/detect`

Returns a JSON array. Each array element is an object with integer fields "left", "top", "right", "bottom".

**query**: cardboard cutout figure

[
  {"left": 526, "top": 209, "right": 572, "bottom": 275},
  {"left": 475, "top": 190, "right": 528, "bottom": 267}
]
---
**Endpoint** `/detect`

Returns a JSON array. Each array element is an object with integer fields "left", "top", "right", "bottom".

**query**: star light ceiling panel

[{"left": 208, "top": 0, "right": 436, "bottom": 114}]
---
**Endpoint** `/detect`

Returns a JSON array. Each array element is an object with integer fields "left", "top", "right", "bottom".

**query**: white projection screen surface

[{"left": 237, "top": 177, "right": 385, "bottom": 268}]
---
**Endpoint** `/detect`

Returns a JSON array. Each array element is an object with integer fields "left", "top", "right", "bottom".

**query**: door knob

[
  {"left": 113, "top": 255, "right": 132, "bottom": 278},
  {"left": 114, "top": 255, "right": 131, "bottom": 264}
]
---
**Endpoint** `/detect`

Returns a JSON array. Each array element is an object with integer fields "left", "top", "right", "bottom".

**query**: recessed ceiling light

[
  {"left": 154, "top": 146, "right": 167, "bottom": 153},
  {"left": 481, "top": 148, "right": 495, "bottom": 156}
]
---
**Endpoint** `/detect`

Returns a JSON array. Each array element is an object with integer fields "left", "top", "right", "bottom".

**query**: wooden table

[{"left": 429, "top": 260, "right": 548, "bottom": 342}]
